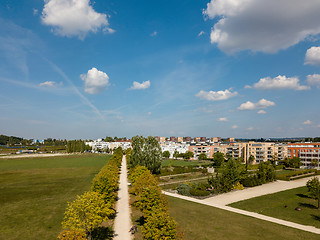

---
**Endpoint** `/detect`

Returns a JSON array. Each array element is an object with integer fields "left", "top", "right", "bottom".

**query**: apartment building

[{"left": 288, "top": 143, "right": 320, "bottom": 168}]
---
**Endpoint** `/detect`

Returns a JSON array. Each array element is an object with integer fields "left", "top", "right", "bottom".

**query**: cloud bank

[
  {"left": 203, "top": 0, "right": 320, "bottom": 53},
  {"left": 305, "top": 46, "right": 320, "bottom": 66}
]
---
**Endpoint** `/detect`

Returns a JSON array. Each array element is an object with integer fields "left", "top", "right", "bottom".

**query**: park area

[
  {"left": 229, "top": 186, "right": 320, "bottom": 228},
  {"left": 0, "top": 153, "right": 110, "bottom": 240}
]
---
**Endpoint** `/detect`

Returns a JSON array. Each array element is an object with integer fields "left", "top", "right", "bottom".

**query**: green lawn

[
  {"left": 168, "top": 196, "right": 320, "bottom": 240},
  {"left": 161, "top": 159, "right": 211, "bottom": 167},
  {"left": 229, "top": 186, "right": 320, "bottom": 228},
  {"left": 0, "top": 154, "right": 110, "bottom": 240}
]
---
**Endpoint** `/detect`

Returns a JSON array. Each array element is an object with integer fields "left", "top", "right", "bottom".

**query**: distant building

[
  {"left": 170, "top": 136, "right": 176, "bottom": 142},
  {"left": 184, "top": 137, "right": 191, "bottom": 142},
  {"left": 177, "top": 137, "right": 183, "bottom": 143},
  {"left": 288, "top": 143, "right": 320, "bottom": 168}
]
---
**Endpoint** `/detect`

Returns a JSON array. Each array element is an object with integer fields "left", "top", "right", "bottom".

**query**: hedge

[{"left": 276, "top": 169, "right": 316, "bottom": 181}]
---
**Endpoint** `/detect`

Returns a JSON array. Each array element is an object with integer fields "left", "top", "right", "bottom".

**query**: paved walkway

[
  {"left": 113, "top": 156, "right": 132, "bottom": 240},
  {"left": 163, "top": 175, "right": 320, "bottom": 235}
]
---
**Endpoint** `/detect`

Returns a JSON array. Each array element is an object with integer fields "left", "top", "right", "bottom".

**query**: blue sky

[{"left": 1, "top": 0, "right": 320, "bottom": 140}]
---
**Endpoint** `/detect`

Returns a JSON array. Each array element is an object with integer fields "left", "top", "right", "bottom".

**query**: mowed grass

[
  {"left": 0, "top": 154, "right": 110, "bottom": 240},
  {"left": 161, "top": 159, "right": 211, "bottom": 167},
  {"left": 229, "top": 186, "right": 320, "bottom": 228},
  {"left": 168, "top": 196, "right": 320, "bottom": 240}
]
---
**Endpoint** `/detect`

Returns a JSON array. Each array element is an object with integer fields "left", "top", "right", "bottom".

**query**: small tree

[
  {"left": 198, "top": 153, "right": 207, "bottom": 160},
  {"left": 163, "top": 150, "right": 170, "bottom": 159},
  {"left": 306, "top": 177, "right": 320, "bottom": 209},
  {"left": 173, "top": 150, "right": 179, "bottom": 159},
  {"left": 62, "top": 191, "right": 114, "bottom": 238},
  {"left": 289, "top": 157, "right": 302, "bottom": 168},
  {"left": 184, "top": 151, "right": 194, "bottom": 160},
  {"left": 213, "top": 152, "right": 225, "bottom": 167}
]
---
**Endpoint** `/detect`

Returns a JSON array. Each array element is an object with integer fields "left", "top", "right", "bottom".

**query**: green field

[
  {"left": 229, "top": 186, "right": 320, "bottom": 228},
  {"left": 168, "top": 196, "right": 320, "bottom": 240},
  {"left": 0, "top": 154, "right": 110, "bottom": 240},
  {"left": 161, "top": 159, "right": 211, "bottom": 167}
]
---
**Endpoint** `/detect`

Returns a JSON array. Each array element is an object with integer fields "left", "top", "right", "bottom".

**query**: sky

[{"left": 0, "top": 0, "right": 320, "bottom": 140}]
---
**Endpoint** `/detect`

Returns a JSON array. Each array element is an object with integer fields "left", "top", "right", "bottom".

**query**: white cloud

[
  {"left": 198, "top": 31, "right": 205, "bottom": 36},
  {"left": 195, "top": 89, "right": 238, "bottom": 101},
  {"left": 307, "top": 74, "right": 320, "bottom": 88},
  {"left": 257, "top": 110, "right": 267, "bottom": 114},
  {"left": 39, "top": 81, "right": 59, "bottom": 87},
  {"left": 130, "top": 80, "right": 151, "bottom": 90},
  {"left": 238, "top": 99, "right": 275, "bottom": 110},
  {"left": 218, "top": 117, "right": 228, "bottom": 122},
  {"left": 303, "top": 120, "right": 312, "bottom": 125},
  {"left": 150, "top": 31, "right": 157, "bottom": 37},
  {"left": 305, "top": 46, "right": 320, "bottom": 66},
  {"left": 232, "top": 125, "right": 238, "bottom": 129},
  {"left": 203, "top": 0, "right": 320, "bottom": 53},
  {"left": 41, "top": 0, "right": 110, "bottom": 39},
  {"left": 80, "top": 67, "right": 110, "bottom": 94},
  {"left": 253, "top": 75, "right": 309, "bottom": 90},
  {"left": 33, "top": 9, "right": 38, "bottom": 16},
  {"left": 148, "top": 112, "right": 152, "bottom": 116},
  {"left": 247, "top": 127, "right": 254, "bottom": 131}
]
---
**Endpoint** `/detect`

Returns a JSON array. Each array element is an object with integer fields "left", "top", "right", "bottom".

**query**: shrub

[
  {"left": 142, "top": 210, "right": 177, "bottom": 240},
  {"left": 177, "top": 183, "right": 191, "bottom": 196},
  {"left": 62, "top": 191, "right": 114, "bottom": 237},
  {"left": 189, "top": 188, "right": 210, "bottom": 196},
  {"left": 131, "top": 170, "right": 158, "bottom": 196},
  {"left": 128, "top": 165, "right": 149, "bottom": 184},
  {"left": 57, "top": 230, "right": 87, "bottom": 240},
  {"left": 232, "top": 182, "right": 244, "bottom": 190}
]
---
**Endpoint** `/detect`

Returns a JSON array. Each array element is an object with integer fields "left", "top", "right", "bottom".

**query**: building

[
  {"left": 160, "top": 142, "right": 189, "bottom": 158},
  {"left": 170, "top": 136, "right": 177, "bottom": 142},
  {"left": 177, "top": 137, "right": 183, "bottom": 143},
  {"left": 288, "top": 143, "right": 320, "bottom": 168}
]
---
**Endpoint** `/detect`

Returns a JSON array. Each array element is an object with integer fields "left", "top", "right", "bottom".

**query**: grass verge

[
  {"left": 229, "top": 186, "right": 320, "bottom": 228},
  {"left": 168, "top": 196, "right": 320, "bottom": 240},
  {"left": 0, "top": 154, "right": 110, "bottom": 240}
]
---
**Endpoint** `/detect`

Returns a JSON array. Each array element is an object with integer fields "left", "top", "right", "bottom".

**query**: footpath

[
  {"left": 163, "top": 176, "right": 320, "bottom": 235},
  {"left": 113, "top": 156, "right": 132, "bottom": 240}
]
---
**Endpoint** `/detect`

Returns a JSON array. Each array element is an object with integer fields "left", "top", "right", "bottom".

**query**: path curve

[
  {"left": 163, "top": 176, "right": 320, "bottom": 235},
  {"left": 113, "top": 155, "right": 132, "bottom": 240}
]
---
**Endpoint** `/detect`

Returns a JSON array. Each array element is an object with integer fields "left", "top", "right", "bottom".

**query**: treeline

[
  {"left": 66, "top": 140, "right": 91, "bottom": 153},
  {"left": 58, "top": 148, "right": 123, "bottom": 239},
  {"left": 127, "top": 136, "right": 182, "bottom": 239},
  {"left": 0, "top": 135, "right": 23, "bottom": 145}
]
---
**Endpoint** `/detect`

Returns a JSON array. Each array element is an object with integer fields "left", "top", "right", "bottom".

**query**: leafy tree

[
  {"left": 57, "top": 229, "right": 87, "bottom": 240},
  {"left": 131, "top": 170, "right": 158, "bottom": 196},
  {"left": 173, "top": 150, "right": 179, "bottom": 159},
  {"left": 198, "top": 153, "right": 207, "bottom": 160},
  {"left": 311, "top": 159, "right": 318, "bottom": 168},
  {"left": 213, "top": 152, "right": 225, "bottom": 167},
  {"left": 142, "top": 210, "right": 177, "bottom": 240},
  {"left": 289, "top": 157, "right": 302, "bottom": 168},
  {"left": 128, "top": 166, "right": 150, "bottom": 184},
  {"left": 163, "top": 150, "right": 170, "bottom": 159},
  {"left": 62, "top": 191, "right": 114, "bottom": 238},
  {"left": 306, "top": 177, "right": 320, "bottom": 209},
  {"left": 184, "top": 151, "right": 194, "bottom": 160},
  {"left": 129, "top": 136, "right": 162, "bottom": 174}
]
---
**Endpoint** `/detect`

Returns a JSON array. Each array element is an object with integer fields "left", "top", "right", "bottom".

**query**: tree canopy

[
  {"left": 129, "top": 135, "right": 162, "bottom": 174},
  {"left": 307, "top": 177, "right": 320, "bottom": 209}
]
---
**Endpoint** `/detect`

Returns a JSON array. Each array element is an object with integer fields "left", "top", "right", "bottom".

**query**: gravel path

[
  {"left": 113, "top": 156, "right": 132, "bottom": 240},
  {"left": 163, "top": 176, "right": 320, "bottom": 235}
]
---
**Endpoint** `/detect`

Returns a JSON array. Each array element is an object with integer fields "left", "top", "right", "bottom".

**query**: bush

[
  {"left": 189, "top": 188, "right": 210, "bottom": 196},
  {"left": 232, "top": 182, "right": 244, "bottom": 190},
  {"left": 177, "top": 183, "right": 191, "bottom": 196},
  {"left": 129, "top": 165, "right": 149, "bottom": 184},
  {"left": 240, "top": 175, "right": 260, "bottom": 187},
  {"left": 57, "top": 229, "right": 87, "bottom": 240},
  {"left": 276, "top": 169, "right": 316, "bottom": 181},
  {"left": 131, "top": 170, "right": 159, "bottom": 196}
]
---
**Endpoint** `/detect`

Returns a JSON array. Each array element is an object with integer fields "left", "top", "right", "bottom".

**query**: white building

[{"left": 161, "top": 142, "right": 189, "bottom": 158}]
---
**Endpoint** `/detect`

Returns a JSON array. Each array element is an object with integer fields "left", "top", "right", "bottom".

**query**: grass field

[
  {"left": 229, "top": 186, "right": 320, "bottom": 228},
  {"left": 0, "top": 154, "right": 110, "bottom": 240},
  {"left": 161, "top": 159, "right": 211, "bottom": 167},
  {"left": 167, "top": 196, "right": 320, "bottom": 240}
]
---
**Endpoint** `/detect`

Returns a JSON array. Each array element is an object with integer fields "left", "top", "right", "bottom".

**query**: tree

[
  {"left": 184, "top": 151, "right": 194, "bottom": 160},
  {"left": 62, "top": 191, "right": 114, "bottom": 238},
  {"left": 173, "top": 150, "right": 179, "bottom": 159},
  {"left": 213, "top": 152, "right": 225, "bottom": 167},
  {"left": 142, "top": 210, "right": 177, "bottom": 240},
  {"left": 129, "top": 136, "right": 162, "bottom": 174},
  {"left": 163, "top": 150, "right": 170, "bottom": 159},
  {"left": 289, "top": 157, "right": 302, "bottom": 168},
  {"left": 311, "top": 159, "right": 318, "bottom": 168},
  {"left": 247, "top": 155, "right": 255, "bottom": 171},
  {"left": 306, "top": 177, "right": 320, "bottom": 209},
  {"left": 198, "top": 153, "right": 207, "bottom": 160}
]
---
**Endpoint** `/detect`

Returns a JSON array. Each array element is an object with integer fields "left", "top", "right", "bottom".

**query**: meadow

[
  {"left": 0, "top": 154, "right": 110, "bottom": 240},
  {"left": 168, "top": 196, "right": 320, "bottom": 240},
  {"left": 161, "top": 159, "right": 211, "bottom": 167},
  {"left": 229, "top": 186, "right": 320, "bottom": 228}
]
